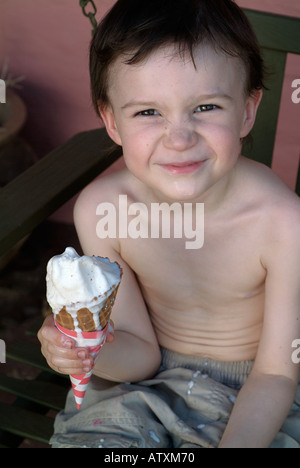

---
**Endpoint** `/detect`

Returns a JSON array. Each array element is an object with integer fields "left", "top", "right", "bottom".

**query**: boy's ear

[
  {"left": 98, "top": 103, "right": 122, "bottom": 146},
  {"left": 240, "top": 89, "right": 263, "bottom": 139}
]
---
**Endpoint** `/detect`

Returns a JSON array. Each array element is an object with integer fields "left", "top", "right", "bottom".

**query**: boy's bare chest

[
  {"left": 120, "top": 221, "right": 266, "bottom": 309},
  {"left": 119, "top": 219, "right": 266, "bottom": 359}
]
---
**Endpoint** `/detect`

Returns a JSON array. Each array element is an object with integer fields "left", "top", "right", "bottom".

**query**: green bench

[
  {"left": 0, "top": 9, "right": 299, "bottom": 448},
  {"left": 0, "top": 327, "right": 69, "bottom": 447}
]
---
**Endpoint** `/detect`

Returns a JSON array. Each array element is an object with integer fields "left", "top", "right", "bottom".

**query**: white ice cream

[{"left": 46, "top": 247, "right": 122, "bottom": 320}]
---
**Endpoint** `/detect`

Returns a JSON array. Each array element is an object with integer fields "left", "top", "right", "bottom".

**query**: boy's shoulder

[
  {"left": 75, "top": 167, "right": 132, "bottom": 211},
  {"left": 73, "top": 168, "right": 134, "bottom": 254},
  {"left": 239, "top": 156, "right": 300, "bottom": 236},
  {"left": 240, "top": 156, "right": 299, "bottom": 200}
]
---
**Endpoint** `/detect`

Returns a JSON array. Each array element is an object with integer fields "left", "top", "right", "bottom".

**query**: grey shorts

[{"left": 50, "top": 348, "right": 300, "bottom": 448}]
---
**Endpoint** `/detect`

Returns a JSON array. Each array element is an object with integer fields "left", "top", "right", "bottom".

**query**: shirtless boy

[{"left": 39, "top": 0, "right": 300, "bottom": 448}]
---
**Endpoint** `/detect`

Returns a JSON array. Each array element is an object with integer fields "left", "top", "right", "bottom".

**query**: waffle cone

[{"left": 55, "top": 287, "right": 119, "bottom": 332}]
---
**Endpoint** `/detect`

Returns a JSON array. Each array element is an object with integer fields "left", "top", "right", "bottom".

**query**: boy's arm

[
  {"left": 219, "top": 206, "right": 300, "bottom": 448},
  {"left": 74, "top": 179, "right": 161, "bottom": 382},
  {"left": 219, "top": 371, "right": 298, "bottom": 448},
  {"left": 91, "top": 258, "right": 161, "bottom": 382}
]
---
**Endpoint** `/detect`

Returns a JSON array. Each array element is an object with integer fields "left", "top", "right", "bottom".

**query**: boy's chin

[{"left": 151, "top": 186, "right": 205, "bottom": 204}]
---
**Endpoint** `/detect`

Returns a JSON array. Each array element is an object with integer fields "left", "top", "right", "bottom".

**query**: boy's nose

[{"left": 163, "top": 126, "right": 198, "bottom": 151}]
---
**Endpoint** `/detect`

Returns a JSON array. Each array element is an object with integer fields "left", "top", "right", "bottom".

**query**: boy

[{"left": 39, "top": 0, "right": 300, "bottom": 448}]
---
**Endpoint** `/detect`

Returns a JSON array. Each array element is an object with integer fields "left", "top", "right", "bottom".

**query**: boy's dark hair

[{"left": 90, "top": 0, "right": 265, "bottom": 116}]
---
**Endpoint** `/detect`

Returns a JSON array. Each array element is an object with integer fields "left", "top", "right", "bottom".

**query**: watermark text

[
  {"left": 291, "top": 79, "right": 300, "bottom": 104},
  {"left": 0, "top": 339, "right": 6, "bottom": 363},
  {"left": 96, "top": 195, "right": 204, "bottom": 250},
  {"left": 0, "top": 79, "right": 6, "bottom": 103},
  {"left": 292, "top": 339, "right": 300, "bottom": 364}
]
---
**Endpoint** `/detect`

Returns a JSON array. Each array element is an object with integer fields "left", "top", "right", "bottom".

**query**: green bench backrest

[{"left": 243, "top": 9, "right": 300, "bottom": 191}]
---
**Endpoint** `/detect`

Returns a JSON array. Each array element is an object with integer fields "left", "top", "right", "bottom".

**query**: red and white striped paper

[{"left": 55, "top": 321, "right": 108, "bottom": 409}]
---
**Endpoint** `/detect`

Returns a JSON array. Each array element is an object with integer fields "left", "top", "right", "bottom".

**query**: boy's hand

[{"left": 38, "top": 315, "right": 115, "bottom": 375}]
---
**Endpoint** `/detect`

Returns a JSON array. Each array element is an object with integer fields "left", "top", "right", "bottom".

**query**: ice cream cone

[
  {"left": 53, "top": 289, "right": 119, "bottom": 409},
  {"left": 46, "top": 247, "right": 122, "bottom": 409},
  {"left": 55, "top": 320, "right": 108, "bottom": 409}
]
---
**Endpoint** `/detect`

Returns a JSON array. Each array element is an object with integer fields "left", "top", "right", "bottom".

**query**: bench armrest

[{"left": 0, "top": 128, "right": 122, "bottom": 257}]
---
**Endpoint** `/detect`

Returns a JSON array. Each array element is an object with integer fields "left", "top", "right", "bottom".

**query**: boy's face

[{"left": 100, "top": 44, "right": 262, "bottom": 204}]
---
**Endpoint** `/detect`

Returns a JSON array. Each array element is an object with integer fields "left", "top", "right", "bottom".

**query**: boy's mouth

[{"left": 160, "top": 160, "right": 206, "bottom": 175}]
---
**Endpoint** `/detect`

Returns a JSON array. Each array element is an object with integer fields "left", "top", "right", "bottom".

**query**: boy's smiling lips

[{"left": 159, "top": 160, "right": 207, "bottom": 175}]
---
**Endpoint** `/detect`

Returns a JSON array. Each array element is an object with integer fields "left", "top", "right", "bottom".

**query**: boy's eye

[
  {"left": 195, "top": 104, "right": 218, "bottom": 112},
  {"left": 136, "top": 109, "right": 160, "bottom": 117}
]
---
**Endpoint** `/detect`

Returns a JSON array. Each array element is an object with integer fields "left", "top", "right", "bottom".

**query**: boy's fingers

[
  {"left": 42, "top": 341, "right": 93, "bottom": 375},
  {"left": 49, "top": 354, "right": 94, "bottom": 375},
  {"left": 38, "top": 315, "right": 94, "bottom": 374},
  {"left": 38, "top": 315, "right": 75, "bottom": 349}
]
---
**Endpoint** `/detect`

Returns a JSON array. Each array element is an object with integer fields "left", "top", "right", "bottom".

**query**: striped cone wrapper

[{"left": 55, "top": 320, "right": 108, "bottom": 409}]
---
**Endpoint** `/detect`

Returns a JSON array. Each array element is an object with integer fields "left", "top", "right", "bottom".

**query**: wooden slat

[
  {"left": 6, "top": 339, "right": 66, "bottom": 375},
  {"left": 244, "top": 9, "right": 300, "bottom": 54},
  {"left": 0, "top": 427, "right": 23, "bottom": 448},
  {"left": 0, "top": 402, "right": 54, "bottom": 444},
  {"left": 243, "top": 48, "right": 287, "bottom": 167},
  {"left": 0, "top": 374, "right": 68, "bottom": 411},
  {"left": 0, "top": 128, "right": 122, "bottom": 257}
]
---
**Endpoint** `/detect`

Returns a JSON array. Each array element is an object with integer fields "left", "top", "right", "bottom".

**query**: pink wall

[
  {"left": 0, "top": 0, "right": 112, "bottom": 157},
  {"left": 237, "top": 0, "right": 300, "bottom": 17},
  {"left": 1, "top": 0, "right": 299, "bottom": 222}
]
